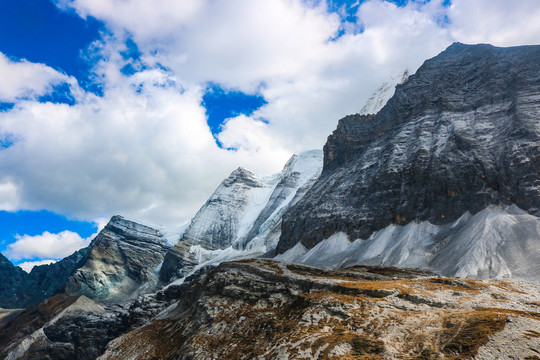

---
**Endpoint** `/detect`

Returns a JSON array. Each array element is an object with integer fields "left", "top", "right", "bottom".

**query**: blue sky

[
  {"left": 0, "top": 0, "right": 538, "bottom": 270},
  {"left": 0, "top": 0, "right": 274, "bottom": 266}
]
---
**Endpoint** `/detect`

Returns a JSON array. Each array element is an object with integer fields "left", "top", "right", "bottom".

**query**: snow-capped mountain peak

[
  {"left": 159, "top": 149, "right": 323, "bottom": 282},
  {"left": 360, "top": 70, "right": 409, "bottom": 115}
]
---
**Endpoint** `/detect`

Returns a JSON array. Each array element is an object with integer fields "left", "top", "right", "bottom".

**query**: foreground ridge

[{"left": 99, "top": 259, "right": 540, "bottom": 359}]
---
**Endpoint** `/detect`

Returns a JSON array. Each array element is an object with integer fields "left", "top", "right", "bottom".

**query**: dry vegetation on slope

[{"left": 98, "top": 259, "right": 540, "bottom": 359}]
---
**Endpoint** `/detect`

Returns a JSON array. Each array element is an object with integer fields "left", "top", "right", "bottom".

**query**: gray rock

[
  {"left": 64, "top": 216, "right": 168, "bottom": 300},
  {"left": 278, "top": 43, "right": 540, "bottom": 253},
  {"left": 0, "top": 215, "right": 168, "bottom": 308}
]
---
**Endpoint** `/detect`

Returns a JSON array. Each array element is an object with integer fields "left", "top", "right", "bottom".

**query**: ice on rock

[
  {"left": 360, "top": 70, "right": 409, "bottom": 115},
  {"left": 159, "top": 150, "right": 323, "bottom": 282}
]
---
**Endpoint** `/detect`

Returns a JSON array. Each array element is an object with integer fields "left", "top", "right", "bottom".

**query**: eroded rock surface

[
  {"left": 99, "top": 259, "right": 540, "bottom": 360},
  {"left": 279, "top": 43, "right": 540, "bottom": 254},
  {"left": 65, "top": 215, "right": 168, "bottom": 300}
]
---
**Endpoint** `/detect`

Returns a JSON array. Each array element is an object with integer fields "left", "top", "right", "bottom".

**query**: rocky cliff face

[
  {"left": 98, "top": 259, "right": 540, "bottom": 360},
  {"left": 159, "top": 150, "right": 323, "bottom": 283},
  {"left": 64, "top": 215, "right": 168, "bottom": 300},
  {"left": 0, "top": 249, "right": 88, "bottom": 309},
  {"left": 0, "top": 216, "right": 168, "bottom": 308},
  {"left": 278, "top": 43, "right": 540, "bottom": 264},
  {"left": 0, "top": 255, "right": 29, "bottom": 309},
  {"left": 0, "top": 286, "right": 184, "bottom": 360}
]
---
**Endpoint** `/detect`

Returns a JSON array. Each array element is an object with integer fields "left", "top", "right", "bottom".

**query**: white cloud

[
  {"left": 448, "top": 0, "right": 540, "bottom": 46},
  {"left": 0, "top": 0, "right": 538, "bottom": 234},
  {"left": 0, "top": 60, "right": 289, "bottom": 227},
  {"left": 17, "top": 259, "right": 58, "bottom": 273},
  {"left": 58, "top": 0, "right": 340, "bottom": 91},
  {"left": 0, "top": 180, "right": 18, "bottom": 211},
  {"left": 5, "top": 230, "right": 93, "bottom": 261},
  {"left": 0, "top": 52, "right": 73, "bottom": 102}
]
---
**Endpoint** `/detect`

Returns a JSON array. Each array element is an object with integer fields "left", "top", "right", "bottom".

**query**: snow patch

[{"left": 282, "top": 206, "right": 540, "bottom": 282}]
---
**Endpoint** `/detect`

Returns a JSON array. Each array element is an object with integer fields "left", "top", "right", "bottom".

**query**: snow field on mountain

[{"left": 279, "top": 205, "right": 540, "bottom": 282}]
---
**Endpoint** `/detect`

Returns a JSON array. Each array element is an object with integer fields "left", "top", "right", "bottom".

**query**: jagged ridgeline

[
  {"left": 0, "top": 216, "right": 168, "bottom": 308},
  {"left": 159, "top": 150, "right": 323, "bottom": 282},
  {"left": 277, "top": 43, "right": 540, "bottom": 281},
  {"left": 1, "top": 43, "right": 540, "bottom": 360}
]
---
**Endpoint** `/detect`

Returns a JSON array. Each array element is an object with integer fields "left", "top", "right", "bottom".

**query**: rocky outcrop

[
  {"left": 0, "top": 284, "right": 184, "bottom": 360},
  {"left": 98, "top": 259, "right": 540, "bottom": 359},
  {"left": 64, "top": 215, "right": 168, "bottom": 300},
  {"left": 159, "top": 150, "right": 323, "bottom": 283},
  {"left": 0, "top": 250, "right": 88, "bottom": 309},
  {"left": 0, "top": 216, "right": 168, "bottom": 308},
  {"left": 278, "top": 43, "right": 540, "bottom": 255}
]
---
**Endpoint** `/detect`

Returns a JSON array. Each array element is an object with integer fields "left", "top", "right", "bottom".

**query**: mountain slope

[
  {"left": 0, "top": 250, "right": 88, "bottom": 309},
  {"left": 278, "top": 205, "right": 540, "bottom": 281},
  {"left": 277, "top": 43, "right": 540, "bottom": 281},
  {"left": 159, "top": 150, "right": 323, "bottom": 282},
  {"left": 359, "top": 70, "right": 409, "bottom": 115},
  {"left": 98, "top": 259, "right": 540, "bottom": 360},
  {"left": 0, "top": 216, "right": 168, "bottom": 308},
  {"left": 0, "top": 255, "right": 30, "bottom": 309},
  {"left": 64, "top": 215, "right": 168, "bottom": 299}
]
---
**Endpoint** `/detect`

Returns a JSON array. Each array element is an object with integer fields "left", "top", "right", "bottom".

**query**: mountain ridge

[
  {"left": 278, "top": 42, "right": 540, "bottom": 263},
  {"left": 0, "top": 215, "right": 168, "bottom": 308}
]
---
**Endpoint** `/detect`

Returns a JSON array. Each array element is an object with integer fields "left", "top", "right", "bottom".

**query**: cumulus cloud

[
  {"left": 448, "top": 0, "right": 540, "bottom": 46},
  {"left": 18, "top": 259, "right": 58, "bottom": 273},
  {"left": 5, "top": 230, "right": 93, "bottom": 261},
  {"left": 0, "top": 52, "right": 73, "bottom": 102},
  {"left": 0, "top": 180, "right": 18, "bottom": 211},
  {"left": 1, "top": 0, "right": 539, "bottom": 233},
  {"left": 0, "top": 56, "right": 291, "bottom": 226},
  {"left": 58, "top": 0, "right": 340, "bottom": 91}
]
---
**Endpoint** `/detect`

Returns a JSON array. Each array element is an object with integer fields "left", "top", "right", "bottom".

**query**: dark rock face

[
  {"left": 64, "top": 216, "right": 168, "bottom": 299},
  {"left": 40, "top": 309, "right": 130, "bottom": 359},
  {"left": 278, "top": 43, "right": 540, "bottom": 253},
  {"left": 158, "top": 240, "right": 202, "bottom": 284},
  {"left": 0, "top": 250, "right": 88, "bottom": 309},
  {"left": 0, "top": 254, "right": 31, "bottom": 309}
]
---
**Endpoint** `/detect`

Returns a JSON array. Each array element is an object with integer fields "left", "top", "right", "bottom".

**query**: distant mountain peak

[
  {"left": 359, "top": 70, "right": 409, "bottom": 116},
  {"left": 159, "top": 150, "right": 323, "bottom": 282}
]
